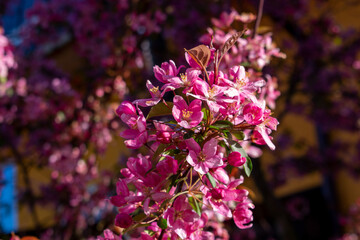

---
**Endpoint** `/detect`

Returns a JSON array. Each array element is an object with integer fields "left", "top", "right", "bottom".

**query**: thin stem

[
  {"left": 158, "top": 229, "right": 165, "bottom": 240},
  {"left": 145, "top": 143, "right": 155, "bottom": 153},
  {"left": 252, "top": 0, "right": 265, "bottom": 38},
  {"left": 189, "top": 178, "right": 201, "bottom": 192},
  {"left": 190, "top": 168, "right": 193, "bottom": 188},
  {"left": 162, "top": 99, "right": 172, "bottom": 111}
]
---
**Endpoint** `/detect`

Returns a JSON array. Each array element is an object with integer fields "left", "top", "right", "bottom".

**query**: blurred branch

[
  {"left": 9, "top": 142, "right": 41, "bottom": 229},
  {"left": 252, "top": 158, "right": 297, "bottom": 240},
  {"left": 252, "top": 0, "right": 265, "bottom": 38}
]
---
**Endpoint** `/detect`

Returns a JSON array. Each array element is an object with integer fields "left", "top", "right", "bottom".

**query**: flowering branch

[{"left": 98, "top": 12, "right": 285, "bottom": 236}]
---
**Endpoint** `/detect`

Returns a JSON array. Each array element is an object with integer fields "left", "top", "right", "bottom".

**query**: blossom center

[
  {"left": 174, "top": 211, "right": 183, "bottom": 220},
  {"left": 236, "top": 78, "right": 246, "bottom": 89},
  {"left": 149, "top": 86, "right": 159, "bottom": 94},
  {"left": 208, "top": 86, "right": 216, "bottom": 99},
  {"left": 198, "top": 151, "right": 206, "bottom": 162},
  {"left": 180, "top": 73, "right": 190, "bottom": 86},
  {"left": 182, "top": 109, "right": 193, "bottom": 119}
]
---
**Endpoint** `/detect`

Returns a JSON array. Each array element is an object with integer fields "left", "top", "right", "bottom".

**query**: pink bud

[
  {"left": 115, "top": 213, "right": 133, "bottom": 228},
  {"left": 228, "top": 152, "right": 246, "bottom": 167},
  {"left": 210, "top": 188, "right": 225, "bottom": 200}
]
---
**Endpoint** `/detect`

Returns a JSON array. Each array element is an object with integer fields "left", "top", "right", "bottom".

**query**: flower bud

[{"left": 228, "top": 152, "right": 246, "bottom": 167}]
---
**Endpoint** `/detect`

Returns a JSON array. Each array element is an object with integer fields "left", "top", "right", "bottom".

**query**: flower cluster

[
  {"left": 103, "top": 27, "right": 282, "bottom": 239},
  {"left": 0, "top": 27, "right": 16, "bottom": 83}
]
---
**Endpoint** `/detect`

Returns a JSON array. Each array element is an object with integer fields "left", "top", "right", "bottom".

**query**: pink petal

[
  {"left": 172, "top": 105, "right": 182, "bottom": 122},
  {"left": 152, "top": 192, "right": 171, "bottom": 202},
  {"left": 186, "top": 150, "right": 198, "bottom": 167},
  {"left": 185, "top": 138, "right": 201, "bottom": 153},
  {"left": 143, "top": 197, "right": 151, "bottom": 215},
  {"left": 203, "top": 138, "right": 218, "bottom": 158},
  {"left": 194, "top": 162, "right": 208, "bottom": 175},
  {"left": 205, "top": 156, "right": 223, "bottom": 169},
  {"left": 188, "top": 99, "right": 202, "bottom": 112},
  {"left": 173, "top": 95, "right": 189, "bottom": 110}
]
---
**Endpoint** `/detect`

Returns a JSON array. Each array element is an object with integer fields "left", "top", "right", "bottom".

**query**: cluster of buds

[{"left": 100, "top": 28, "right": 281, "bottom": 240}]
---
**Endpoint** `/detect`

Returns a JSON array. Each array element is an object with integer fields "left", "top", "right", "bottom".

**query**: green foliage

[{"left": 147, "top": 102, "right": 173, "bottom": 119}]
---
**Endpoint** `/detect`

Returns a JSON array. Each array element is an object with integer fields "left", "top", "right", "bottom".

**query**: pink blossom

[
  {"left": 162, "top": 68, "right": 201, "bottom": 93},
  {"left": 211, "top": 10, "right": 238, "bottom": 29},
  {"left": 153, "top": 60, "right": 183, "bottom": 83},
  {"left": 133, "top": 80, "right": 166, "bottom": 107},
  {"left": 126, "top": 154, "right": 152, "bottom": 179},
  {"left": 118, "top": 103, "right": 149, "bottom": 149},
  {"left": 206, "top": 188, "right": 232, "bottom": 218},
  {"left": 116, "top": 101, "right": 137, "bottom": 127},
  {"left": 252, "top": 125, "right": 276, "bottom": 150},
  {"left": 233, "top": 199, "right": 254, "bottom": 229},
  {"left": 243, "top": 101, "right": 265, "bottom": 125},
  {"left": 235, "top": 12, "right": 256, "bottom": 23},
  {"left": 153, "top": 121, "right": 174, "bottom": 144},
  {"left": 164, "top": 195, "right": 199, "bottom": 239},
  {"left": 189, "top": 80, "right": 234, "bottom": 113},
  {"left": 132, "top": 180, "right": 170, "bottom": 215},
  {"left": 186, "top": 138, "right": 223, "bottom": 174},
  {"left": 172, "top": 95, "right": 203, "bottom": 129},
  {"left": 262, "top": 75, "right": 280, "bottom": 109}
]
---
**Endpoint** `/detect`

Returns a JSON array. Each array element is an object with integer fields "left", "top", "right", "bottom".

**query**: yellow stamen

[
  {"left": 198, "top": 151, "right": 206, "bottom": 162},
  {"left": 182, "top": 109, "right": 193, "bottom": 119},
  {"left": 180, "top": 73, "right": 187, "bottom": 81},
  {"left": 236, "top": 78, "right": 246, "bottom": 88},
  {"left": 208, "top": 86, "right": 217, "bottom": 99},
  {"left": 149, "top": 86, "right": 159, "bottom": 93}
]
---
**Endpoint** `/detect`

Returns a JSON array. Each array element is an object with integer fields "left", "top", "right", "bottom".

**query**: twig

[{"left": 252, "top": 0, "right": 265, "bottom": 38}]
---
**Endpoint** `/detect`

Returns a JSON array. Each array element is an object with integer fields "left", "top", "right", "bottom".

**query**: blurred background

[{"left": 0, "top": 0, "right": 360, "bottom": 239}]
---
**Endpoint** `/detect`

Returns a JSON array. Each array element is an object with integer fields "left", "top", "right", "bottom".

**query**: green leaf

[
  {"left": 167, "top": 174, "right": 179, "bottom": 192},
  {"left": 240, "top": 62, "right": 251, "bottom": 67},
  {"left": 230, "top": 130, "right": 245, "bottom": 140},
  {"left": 157, "top": 218, "right": 168, "bottom": 229},
  {"left": 208, "top": 125, "right": 220, "bottom": 130},
  {"left": 201, "top": 108, "right": 208, "bottom": 121},
  {"left": 162, "top": 148, "right": 180, "bottom": 157},
  {"left": 222, "top": 130, "right": 231, "bottom": 139},
  {"left": 206, "top": 172, "right": 217, "bottom": 188},
  {"left": 147, "top": 102, "right": 174, "bottom": 119},
  {"left": 188, "top": 196, "right": 202, "bottom": 216},
  {"left": 244, "top": 157, "right": 253, "bottom": 177},
  {"left": 212, "top": 120, "right": 233, "bottom": 129},
  {"left": 132, "top": 212, "right": 146, "bottom": 222},
  {"left": 144, "top": 229, "right": 156, "bottom": 236}
]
